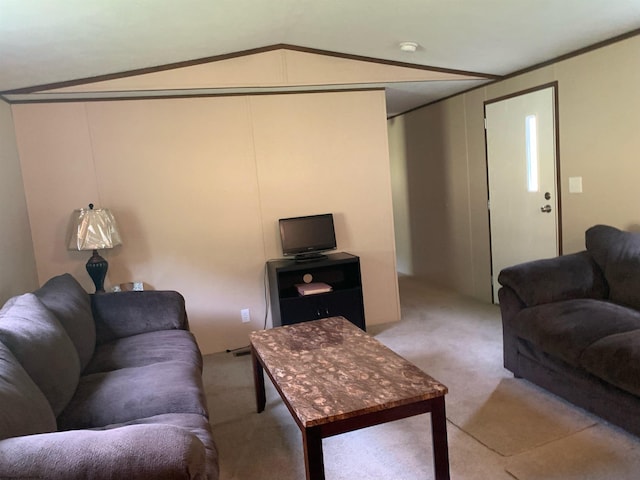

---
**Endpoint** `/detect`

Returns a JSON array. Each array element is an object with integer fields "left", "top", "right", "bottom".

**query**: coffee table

[{"left": 250, "top": 316, "right": 450, "bottom": 480}]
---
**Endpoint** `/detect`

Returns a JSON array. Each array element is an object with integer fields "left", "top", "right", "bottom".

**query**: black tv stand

[
  {"left": 267, "top": 252, "right": 365, "bottom": 330},
  {"left": 294, "top": 252, "right": 327, "bottom": 263}
]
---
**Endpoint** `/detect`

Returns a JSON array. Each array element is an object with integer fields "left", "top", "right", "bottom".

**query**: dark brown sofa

[{"left": 498, "top": 224, "right": 640, "bottom": 437}]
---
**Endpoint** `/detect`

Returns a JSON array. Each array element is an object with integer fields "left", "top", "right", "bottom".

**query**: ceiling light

[{"left": 399, "top": 42, "right": 418, "bottom": 53}]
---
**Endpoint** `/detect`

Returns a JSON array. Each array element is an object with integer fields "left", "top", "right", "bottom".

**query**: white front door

[{"left": 486, "top": 86, "right": 559, "bottom": 303}]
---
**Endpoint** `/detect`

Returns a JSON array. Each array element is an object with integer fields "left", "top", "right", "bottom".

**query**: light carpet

[{"left": 203, "top": 276, "right": 640, "bottom": 479}]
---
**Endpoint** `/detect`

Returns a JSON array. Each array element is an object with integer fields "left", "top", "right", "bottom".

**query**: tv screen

[{"left": 279, "top": 213, "right": 337, "bottom": 259}]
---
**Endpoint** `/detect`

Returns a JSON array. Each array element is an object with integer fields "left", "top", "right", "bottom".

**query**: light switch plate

[{"left": 569, "top": 176, "right": 583, "bottom": 193}]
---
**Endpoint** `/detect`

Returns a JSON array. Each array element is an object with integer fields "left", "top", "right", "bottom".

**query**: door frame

[{"left": 483, "top": 81, "right": 563, "bottom": 301}]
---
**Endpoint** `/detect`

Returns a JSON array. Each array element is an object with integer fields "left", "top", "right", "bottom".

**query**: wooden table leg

[
  {"left": 430, "top": 396, "right": 450, "bottom": 480},
  {"left": 302, "top": 426, "right": 325, "bottom": 480},
  {"left": 251, "top": 345, "right": 266, "bottom": 413}
]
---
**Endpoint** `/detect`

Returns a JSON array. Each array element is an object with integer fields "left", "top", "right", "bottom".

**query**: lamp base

[{"left": 86, "top": 249, "right": 108, "bottom": 293}]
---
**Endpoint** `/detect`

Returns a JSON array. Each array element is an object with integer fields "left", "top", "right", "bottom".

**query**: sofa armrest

[
  {"left": 91, "top": 290, "right": 188, "bottom": 344},
  {"left": 497, "top": 251, "right": 608, "bottom": 308},
  {"left": 0, "top": 424, "right": 210, "bottom": 480}
]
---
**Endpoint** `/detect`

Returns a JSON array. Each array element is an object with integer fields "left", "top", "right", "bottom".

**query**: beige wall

[
  {"left": 555, "top": 38, "right": 640, "bottom": 251},
  {"left": 0, "top": 101, "right": 38, "bottom": 300},
  {"left": 12, "top": 90, "right": 400, "bottom": 353},
  {"left": 389, "top": 34, "right": 640, "bottom": 302}
]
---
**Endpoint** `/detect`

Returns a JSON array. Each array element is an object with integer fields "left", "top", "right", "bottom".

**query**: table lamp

[{"left": 68, "top": 203, "right": 122, "bottom": 293}]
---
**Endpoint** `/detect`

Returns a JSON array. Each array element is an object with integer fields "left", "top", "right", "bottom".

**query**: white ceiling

[{"left": 1, "top": 0, "right": 639, "bottom": 116}]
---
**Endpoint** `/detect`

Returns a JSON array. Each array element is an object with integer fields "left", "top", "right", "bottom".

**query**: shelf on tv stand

[{"left": 266, "top": 252, "right": 366, "bottom": 330}]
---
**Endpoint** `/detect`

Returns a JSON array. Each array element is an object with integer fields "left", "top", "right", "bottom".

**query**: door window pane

[{"left": 526, "top": 115, "right": 539, "bottom": 192}]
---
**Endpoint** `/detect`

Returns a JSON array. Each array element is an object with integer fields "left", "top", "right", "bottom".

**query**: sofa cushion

[
  {"left": 0, "top": 340, "right": 57, "bottom": 440},
  {"left": 95, "top": 413, "right": 219, "bottom": 479},
  {"left": 84, "top": 329, "right": 202, "bottom": 375},
  {"left": 0, "top": 422, "right": 210, "bottom": 480},
  {"left": 34, "top": 273, "right": 95, "bottom": 370},
  {"left": 586, "top": 224, "right": 640, "bottom": 310},
  {"left": 0, "top": 293, "right": 81, "bottom": 416},
  {"left": 511, "top": 298, "right": 640, "bottom": 367},
  {"left": 57, "top": 361, "right": 208, "bottom": 430},
  {"left": 580, "top": 330, "right": 640, "bottom": 397},
  {"left": 499, "top": 251, "right": 608, "bottom": 307},
  {"left": 92, "top": 291, "right": 187, "bottom": 344}
]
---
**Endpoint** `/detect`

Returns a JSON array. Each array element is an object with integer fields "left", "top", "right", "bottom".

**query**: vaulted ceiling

[{"left": 1, "top": 1, "right": 639, "bottom": 116}]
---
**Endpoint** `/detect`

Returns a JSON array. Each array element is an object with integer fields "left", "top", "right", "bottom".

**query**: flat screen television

[{"left": 279, "top": 213, "right": 337, "bottom": 262}]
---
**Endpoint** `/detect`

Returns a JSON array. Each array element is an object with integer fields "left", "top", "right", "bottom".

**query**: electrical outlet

[{"left": 241, "top": 308, "right": 251, "bottom": 323}]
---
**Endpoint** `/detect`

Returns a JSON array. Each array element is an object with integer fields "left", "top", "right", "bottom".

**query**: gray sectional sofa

[
  {"left": 0, "top": 273, "right": 219, "bottom": 479},
  {"left": 499, "top": 224, "right": 640, "bottom": 437}
]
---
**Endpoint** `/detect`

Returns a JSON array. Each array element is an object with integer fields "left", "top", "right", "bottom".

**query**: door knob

[{"left": 540, "top": 205, "right": 552, "bottom": 213}]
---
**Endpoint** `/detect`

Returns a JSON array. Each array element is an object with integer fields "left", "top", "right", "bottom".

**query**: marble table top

[{"left": 250, "top": 316, "right": 448, "bottom": 428}]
